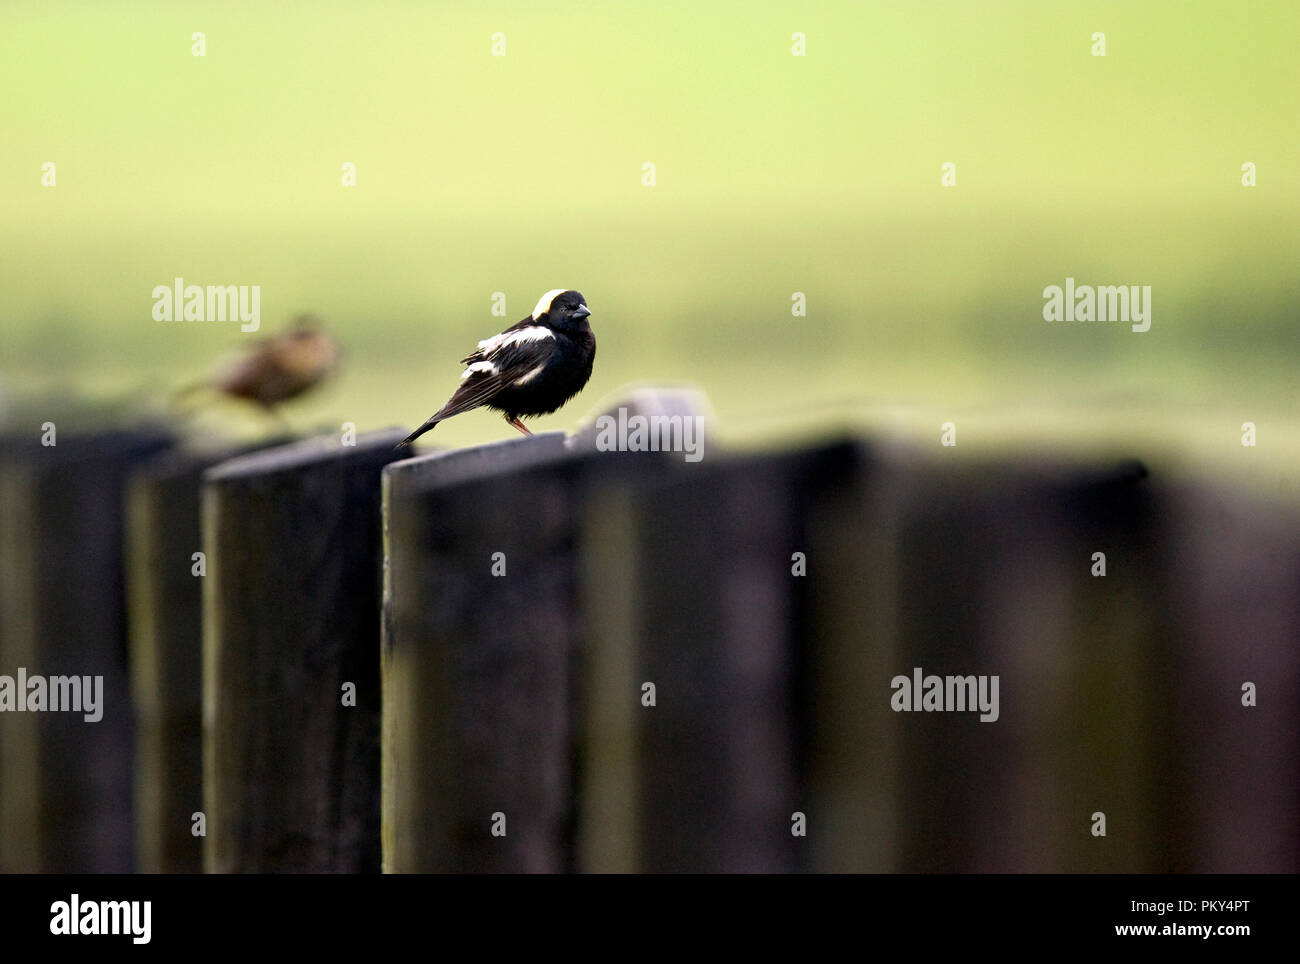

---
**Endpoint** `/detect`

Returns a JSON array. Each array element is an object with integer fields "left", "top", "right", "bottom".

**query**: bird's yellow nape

[{"left": 531, "top": 289, "right": 568, "bottom": 320}]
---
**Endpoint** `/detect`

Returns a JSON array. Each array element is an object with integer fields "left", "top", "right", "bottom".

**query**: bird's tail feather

[{"left": 395, "top": 418, "right": 440, "bottom": 449}]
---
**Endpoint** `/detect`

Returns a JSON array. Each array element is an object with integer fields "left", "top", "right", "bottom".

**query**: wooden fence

[
  {"left": 0, "top": 422, "right": 173, "bottom": 872},
  {"left": 0, "top": 390, "right": 1296, "bottom": 872}
]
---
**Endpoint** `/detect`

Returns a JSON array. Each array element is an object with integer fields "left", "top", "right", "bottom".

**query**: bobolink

[{"left": 397, "top": 289, "right": 596, "bottom": 448}]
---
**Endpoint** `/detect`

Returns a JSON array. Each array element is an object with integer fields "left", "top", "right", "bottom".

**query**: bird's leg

[{"left": 506, "top": 415, "right": 533, "bottom": 436}]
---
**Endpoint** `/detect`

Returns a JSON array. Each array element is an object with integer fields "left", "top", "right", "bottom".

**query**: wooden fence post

[
  {"left": 382, "top": 432, "right": 574, "bottom": 872},
  {"left": 383, "top": 389, "right": 711, "bottom": 873},
  {"left": 1157, "top": 483, "right": 1300, "bottom": 872},
  {"left": 795, "top": 441, "right": 902, "bottom": 872},
  {"left": 576, "top": 440, "right": 859, "bottom": 872},
  {"left": 869, "top": 458, "right": 1166, "bottom": 872},
  {"left": 202, "top": 429, "right": 406, "bottom": 872},
  {"left": 0, "top": 422, "right": 173, "bottom": 872},
  {"left": 125, "top": 439, "right": 288, "bottom": 873}
]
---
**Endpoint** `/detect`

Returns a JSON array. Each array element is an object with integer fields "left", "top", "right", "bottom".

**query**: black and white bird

[{"left": 396, "top": 289, "right": 596, "bottom": 448}]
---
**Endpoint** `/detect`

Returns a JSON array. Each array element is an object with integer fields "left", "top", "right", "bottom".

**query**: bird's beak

[{"left": 572, "top": 305, "right": 591, "bottom": 320}]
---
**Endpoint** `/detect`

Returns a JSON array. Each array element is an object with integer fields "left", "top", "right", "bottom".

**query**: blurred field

[{"left": 2, "top": 1, "right": 1297, "bottom": 490}]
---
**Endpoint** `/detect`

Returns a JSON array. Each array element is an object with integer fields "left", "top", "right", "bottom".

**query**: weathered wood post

[
  {"left": 568, "top": 388, "right": 716, "bottom": 869},
  {"left": 383, "top": 388, "right": 708, "bottom": 873},
  {"left": 872, "top": 457, "right": 1168, "bottom": 872},
  {"left": 794, "top": 440, "right": 903, "bottom": 872},
  {"left": 382, "top": 432, "right": 574, "bottom": 872},
  {"left": 202, "top": 429, "right": 406, "bottom": 872},
  {"left": 126, "top": 439, "right": 288, "bottom": 873},
  {"left": 1157, "top": 483, "right": 1300, "bottom": 872},
  {"left": 0, "top": 420, "right": 173, "bottom": 872},
  {"left": 576, "top": 440, "right": 858, "bottom": 872}
]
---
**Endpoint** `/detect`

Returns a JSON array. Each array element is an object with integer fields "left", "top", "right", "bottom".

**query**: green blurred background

[{"left": 2, "top": 1, "right": 1297, "bottom": 490}]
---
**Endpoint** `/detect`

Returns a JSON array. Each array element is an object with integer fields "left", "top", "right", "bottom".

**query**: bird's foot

[{"left": 506, "top": 416, "right": 533, "bottom": 436}]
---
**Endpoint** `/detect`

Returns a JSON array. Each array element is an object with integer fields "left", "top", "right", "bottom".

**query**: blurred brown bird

[{"left": 173, "top": 315, "right": 341, "bottom": 414}]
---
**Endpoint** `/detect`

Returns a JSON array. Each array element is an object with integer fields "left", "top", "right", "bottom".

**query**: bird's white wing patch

[
  {"left": 476, "top": 326, "right": 556, "bottom": 354},
  {"left": 530, "top": 288, "right": 568, "bottom": 320},
  {"left": 514, "top": 361, "right": 548, "bottom": 386},
  {"left": 461, "top": 360, "right": 497, "bottom": 380}
]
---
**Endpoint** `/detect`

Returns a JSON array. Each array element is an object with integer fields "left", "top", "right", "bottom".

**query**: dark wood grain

[
  {"left": 126, "top": 438, "right": 290, "bottom": 873},
  {"left": 202, "top": 429, "right": 406, "bottom": 873},
  {"left": 0, "top": 424, "right": 173, "bottom": 872}
]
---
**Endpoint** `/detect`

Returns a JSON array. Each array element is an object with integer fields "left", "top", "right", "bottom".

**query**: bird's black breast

[{"left": 490, "top": 326, "right": 596, "bottom": 418}]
